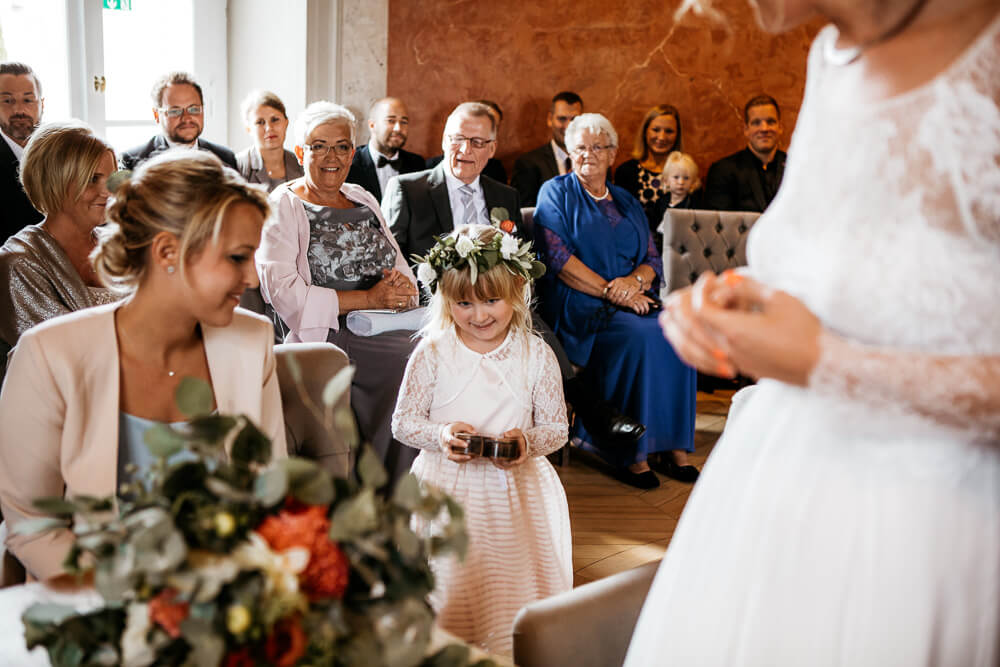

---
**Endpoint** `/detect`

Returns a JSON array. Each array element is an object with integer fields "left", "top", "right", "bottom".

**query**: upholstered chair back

[
  {"left": 659, "top": 209, "right": 761, "bottom": 293},
  {"left": 275, "top": 342, "right": 353, "bottom": 479}
]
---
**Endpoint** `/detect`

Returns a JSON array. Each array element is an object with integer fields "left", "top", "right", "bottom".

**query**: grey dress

[
  {"left": 235, "top": 146, "right": 304, "bottom": 193},
  {"left": 301, "top": 201, "right": 419, "bottom": 486},
  {"left": 0, "top": 224, "right": 116, "bottom": 382}
]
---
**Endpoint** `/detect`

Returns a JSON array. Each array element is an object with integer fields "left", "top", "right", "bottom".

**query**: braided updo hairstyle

[{"left": 92, "top": 150, "right": 270, "bottom": 293}]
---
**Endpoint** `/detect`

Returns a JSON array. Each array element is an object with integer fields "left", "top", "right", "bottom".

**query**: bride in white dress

[{"left": 627, "top": 0, "right": 1000, "bottom": 664}]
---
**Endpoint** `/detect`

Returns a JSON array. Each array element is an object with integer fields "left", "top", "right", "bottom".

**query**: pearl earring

[{"left": 166, "top": 265, "right": 176, "bottom": 274}]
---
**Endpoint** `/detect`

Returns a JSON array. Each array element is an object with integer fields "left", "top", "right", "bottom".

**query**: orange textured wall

[{"left": 386, "top": 1, "right": 822, "bottom": 180}]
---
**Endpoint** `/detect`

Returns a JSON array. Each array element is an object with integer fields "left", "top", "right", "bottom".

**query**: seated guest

[
  {"left": 236, "top": 90, "right": 303, "bottom": 192},
  {"left": 510, "top": 91, "right": 583, "bottom": 206},
  {"left": 703, "top": 94, "right": 786, "bottom": 212},
  {"left": 534, "top": 113, "right": 697, "bottom": 489},
  {"left": 425, "top": 99, "right": 507, "bottom": 184},
  {"left": 256, "top": 101, "right": 419, "bottom": 485},
  {"left": 383, "top": 102, "right": 523, "bottom": 260},
  {"left": 0, "top": 121, "right": 118, "bottom": 382},
  {"left": 1, "top": 61, "right": 44, "bottom": 240},
  {"left": 386, "top": 102, "right": 643, "bottom": 448},
  {"left": 345, "top": 97, "right": 425, "bottom": 201},
  {"left": 649, "top": 151, "right": 703, "bottom": 246},
  {"left": 0, "top": 151, "right": 286, "bottom": 580},
  {"left": 120, "top": 71, "right": 237, "bottom": 171},
  {"left": 614, "top": 104, "right": 684, "bottom": 228}
]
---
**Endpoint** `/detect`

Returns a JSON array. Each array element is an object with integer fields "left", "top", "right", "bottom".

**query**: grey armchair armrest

[
  {"left": 512, "top": 560, "right": 660, "bottom": 667},
  {"left": 659, "top": 209, "right": 761, "bottom": 294},
  {"left": 275, "top": 342, "right": 353, "bottom": 479}
]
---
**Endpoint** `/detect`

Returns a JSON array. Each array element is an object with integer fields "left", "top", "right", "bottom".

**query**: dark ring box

[{"left": 451, "top": 432, "right": 520, "bottom": 459}]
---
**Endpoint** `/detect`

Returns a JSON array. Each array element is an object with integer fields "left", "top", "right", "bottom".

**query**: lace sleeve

[
  {"left": 524, "top": 339, "right": 569, "bottom": 457},
  {"left": 390, "top": 340, "right": 445, "bottom": 451},
  {"left": 810, "top": 331, "right": 1000, "bottom": 439}
]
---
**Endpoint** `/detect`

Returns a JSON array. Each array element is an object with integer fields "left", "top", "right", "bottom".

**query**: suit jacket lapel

[
  {"left": 544, "top": 144, "right": 560, "bottom": 181},
  {"left": 358, "top": 146, "right": 382, "bottom": 200},
  {"left": 745, "top": 150, "right": 768, "bottom": 212},
  {"left": 428, "top": 164, "right": 454, "bottom": 236}
]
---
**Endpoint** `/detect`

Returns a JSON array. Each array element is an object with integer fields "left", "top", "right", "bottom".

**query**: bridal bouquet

[{"left": 18, "top": 368, "right": 486, "bottom": 667}]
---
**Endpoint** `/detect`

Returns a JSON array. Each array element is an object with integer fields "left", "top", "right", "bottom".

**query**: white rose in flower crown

[
  {"left": 417, "top": 262, "right": 436, "bottom": 285},
  {"left": 455, "top": 236, "right": 475, "bottom": 258},
  {"left": 500, "top": 234, "right": 520, "bottom": 260}
]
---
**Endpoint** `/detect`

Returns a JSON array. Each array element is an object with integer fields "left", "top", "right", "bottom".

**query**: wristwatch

[{"left": 634, "top": 274, "right": 645, "bottom": 290}]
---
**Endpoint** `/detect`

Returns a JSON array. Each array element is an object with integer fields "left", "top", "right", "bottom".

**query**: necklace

[{"left": 824, "top": 0, "right": 931, "bottom": 66}]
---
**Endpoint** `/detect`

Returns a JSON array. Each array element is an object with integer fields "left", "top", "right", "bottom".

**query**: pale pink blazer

[
  {"left": 256, "top": 181, "right": 418, "bottom": 343},
  {"left": 0, "top": 303, "right": 287, "bottom": 580}
]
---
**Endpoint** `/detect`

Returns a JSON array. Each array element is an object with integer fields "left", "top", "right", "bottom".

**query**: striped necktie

[{"left": 459, "top": 183, "right": 478, "bottom": 226}]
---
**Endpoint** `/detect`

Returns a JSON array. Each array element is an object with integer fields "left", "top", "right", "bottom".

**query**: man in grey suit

[
  {"left": 510, "top": 91, "right": 583, "bottom": 206},
  {"left": 383, "top": 101, "right": 524, "bottom": 261},
  {"left": 120, "top": 72, "right": 237, "bottom": 171}
]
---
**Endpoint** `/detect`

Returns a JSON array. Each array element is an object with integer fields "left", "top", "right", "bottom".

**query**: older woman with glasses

[
  {"left": 533, "top": 113, "right": 696, "bottom": 489},
  {"left": 256, "top": 100, "right": 419, "bottom": 484}
]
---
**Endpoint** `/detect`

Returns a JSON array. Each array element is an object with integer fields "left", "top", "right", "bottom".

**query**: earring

[{"left": 166, "top": 265, "right": 176, "bottom": 274}]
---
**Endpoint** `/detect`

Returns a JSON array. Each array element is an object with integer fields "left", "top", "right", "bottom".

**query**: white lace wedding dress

[
  {"left": 391, "top": 328, "right": 572, "bottom": 656},
  {"left": 626, "top": 16, "right": 1000, "bottom": 667}
]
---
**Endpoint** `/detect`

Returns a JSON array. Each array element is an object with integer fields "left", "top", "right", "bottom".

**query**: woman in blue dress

[{"left": 533, "top": 113, "right": 696, "bottom": 489}]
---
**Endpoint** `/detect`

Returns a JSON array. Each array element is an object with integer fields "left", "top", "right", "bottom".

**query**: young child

[
  {"left": 391, "top": 224, "right": 571, "bottom": 656},
  {"left": 663, "top": 150, "right": 701, "bottom": 210}
]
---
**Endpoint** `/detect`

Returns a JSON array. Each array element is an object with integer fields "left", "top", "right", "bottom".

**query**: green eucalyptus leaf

[
  {"left": 175, "top": 377, "right": 214, "bottom": 418},
  {"left": 30, "top": 496, "right": 78, "bottom": 517},
  {"left": 391, "top": 474, "right": 421, "bottom": 511},
  {"left": 253, "top": 465, "right": 289, "bottom": 507},
  {"left": 11, "top": 516, "right": 70, "bottom": 536},
  {"left": 335, "top": 407, "right": 360, "bottom": 448},
  {"left": 469, "top": 261, "right": 478, "bottom": 285},
  {"left": 322, "top": 364, "right": 355, "bottom": 408},
  {"left": 424, "top": 643, "right": 472, "bottom": 667},
  {"left": 329, "top": 487, "right": 378, "bottom": 541},
  {"left": 357, "top": 445, "right": 388, "bottom": 490},
  {"left": 283, "top": 352, "right": 304, "bottom": 386},
  {"left": 229, "top": 420, "right": 272, "bottom": 465},
  {"left": 22, "top": 602, "right": 79, "bottom": 627},
  {"left": 144, "top": 423, "right": 186, "bottom": 459},
  {"left": 284, "top": 457, "right": 335, "bottom": 506},
  {"left": 480, "top": 249, "right": 499, "bottom": 268},
  {"left": 186, "top": 414, "right": 238, "bottom": 444},
  {"left": 393, "top": 517, "right": 420, "bottom": 560}
]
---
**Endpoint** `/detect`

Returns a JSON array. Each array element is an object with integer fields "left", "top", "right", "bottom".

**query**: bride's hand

[
  {"left": 660, "top": 273, "right": 737, "bottom": 377},
  {"left": 695, "top": 274, "right": 823, "bottom": 386}
]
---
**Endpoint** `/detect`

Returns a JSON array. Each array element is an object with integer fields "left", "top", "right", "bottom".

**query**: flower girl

[{"left": 391, "top": 223, "right": 571, "bottom": 655}]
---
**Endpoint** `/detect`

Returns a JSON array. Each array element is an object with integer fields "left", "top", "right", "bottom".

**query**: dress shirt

[
  {"left": 552, "top": 140, "right": 570, "bottom": 176},
  {"left": 1, "top": 129, "right": 24, "bottom": 161},
  {"left": 444, "top": 169, "right": 489, "bottom": 227},
  {"left": 370, "top": 140, "right": 402, "bottom": 198}
]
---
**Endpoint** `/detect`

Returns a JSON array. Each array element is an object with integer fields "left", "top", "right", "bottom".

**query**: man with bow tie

[{"left": 346, "top": 97, "right": 426, "bottom": 201}]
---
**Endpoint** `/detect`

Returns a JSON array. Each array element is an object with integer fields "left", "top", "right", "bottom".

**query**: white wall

[
  {"left": 226, "top": 0, "right": 387, "bottom": 151},
  {"left": 226, "top": 0, "right": 309, "bottom": 151}
]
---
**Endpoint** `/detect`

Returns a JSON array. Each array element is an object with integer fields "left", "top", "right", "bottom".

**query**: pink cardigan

[
  {"left": 256, "top": 182, "right": 418, "bottom": 343},
  {"left": 0, "top": 303, "right": 287, "bottom": 580}
]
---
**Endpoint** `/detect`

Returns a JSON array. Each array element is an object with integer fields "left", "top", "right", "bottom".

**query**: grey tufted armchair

[{"left": 659, "top": 209, "right": 761, "bottom": 295}]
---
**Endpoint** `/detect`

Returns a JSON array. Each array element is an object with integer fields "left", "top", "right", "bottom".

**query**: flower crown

[{"left": 412, "top": 208, "right": 545, "bottom": 292}]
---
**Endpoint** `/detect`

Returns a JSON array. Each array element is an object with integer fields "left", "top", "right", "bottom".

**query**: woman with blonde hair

[
  {"left": 0, "top": 121, "right": 118, "bottom": 381},
  {"left": 613, "top": 104, "right": 684, "bottom": 227},
  {"left": 236, "top": 90, "right": 303, "bottom": 192},
  {"left": 0, "top": 151, "right": 286, "bottom": 580},
  {"left": 628, "top": 0, "right": 1000, "bottom": 663}
]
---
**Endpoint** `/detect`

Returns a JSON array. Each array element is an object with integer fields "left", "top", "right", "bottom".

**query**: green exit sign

[{"left": 103, "top": 0, "right": 132, "bottom": 9}]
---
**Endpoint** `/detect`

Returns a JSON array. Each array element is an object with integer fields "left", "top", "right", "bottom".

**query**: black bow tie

[{"left": 376, "top": 155, "right": 399, "bottom": 169}]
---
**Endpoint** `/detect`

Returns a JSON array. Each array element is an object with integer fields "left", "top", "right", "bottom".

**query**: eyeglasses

[
  {"left": 158, "top": 105, "right": 203, "bottom": 118},
  {"left": 571, "top": 144, "right": 615, "bottom": 156},
  {"left": 306, "top": 142, "right": 353, "bottom": 157},
  {"left": 446, "top": 134, "right": 494, "bottom": 150}
]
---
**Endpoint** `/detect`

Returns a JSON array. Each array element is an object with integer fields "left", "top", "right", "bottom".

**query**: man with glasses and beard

[
  {"left": 0, "top": 62, "right": 44, "bottom": 240},
  {"left": 346, "top": 97, "right": 425, "bottom": 202},
  {"left": 120, "top": 71, "right": 237, "bottom": 171}
]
